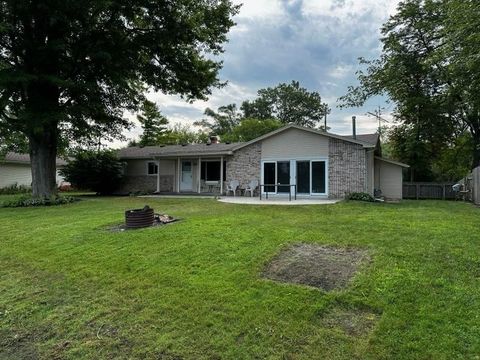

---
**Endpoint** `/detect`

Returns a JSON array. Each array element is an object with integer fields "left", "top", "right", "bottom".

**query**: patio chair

[
  {"left": 226, "top": 180, "right": 240, "bottom": 196},
  {"left": 244, "top": 179, "right": 259, "bottom": 197}
]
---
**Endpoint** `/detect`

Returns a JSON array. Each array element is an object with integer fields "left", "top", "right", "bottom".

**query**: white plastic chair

[
  {"left": 244, "top": 179, "right": 259, "bottom": 197},
  {"left": 226, "top": 180, "right": 240, "bottom": 196}
]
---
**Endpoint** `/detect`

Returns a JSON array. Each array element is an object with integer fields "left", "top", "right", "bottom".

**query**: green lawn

[{"left": 1, "top": 197, "right": 479, "bottom": 359}]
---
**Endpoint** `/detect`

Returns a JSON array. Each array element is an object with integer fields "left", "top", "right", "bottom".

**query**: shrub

[
  {"left": 345, "top": 192, "right": 375, "bottom": 202},
  {"left": 60, "top": 150, "right": 125, "bottom": 195},
  {"left": 0, "top": 183, "right": 31, "bottom": 195},
  {"left": 0, "top": 195, "right": 79, "bottom": 208}
]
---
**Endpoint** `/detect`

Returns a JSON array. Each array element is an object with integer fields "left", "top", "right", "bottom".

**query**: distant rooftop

[{"left": 2, "top": 152, "right": 67, "bottom": 166}]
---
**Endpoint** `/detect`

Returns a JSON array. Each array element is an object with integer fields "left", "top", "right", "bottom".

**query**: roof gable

[{"left": 232, "top": 124, "right": 376, "bottom": 152}]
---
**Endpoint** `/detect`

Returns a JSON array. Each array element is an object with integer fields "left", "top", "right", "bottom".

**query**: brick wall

[
  {"left": 226, "top": 143, "right": 261, "bottom": 188},
  {"left": 116, "top": 175, "right": 157, "bottom": 194},
  {"left": 328, "top": 139, "right": 367, "bottom": 198}
]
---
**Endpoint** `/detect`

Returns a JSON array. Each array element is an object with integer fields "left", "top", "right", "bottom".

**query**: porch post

[
  {"left": 198, "top": 157, "right": 201, "bottom": 193},
  {"left": 220, "top": 156, "right": 224, "bottom": 195},
  {"left": 177, "top": 157, "right": 180, "bottom": 192},
  {"left": 156, "top": 159, "right": 160, "bottom": 193}
]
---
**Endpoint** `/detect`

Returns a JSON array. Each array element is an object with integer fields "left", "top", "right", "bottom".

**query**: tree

[
  {"left": 0, "top": 130, "right": 29, "bottom": 156},
  {"left": 223, "top": 118, "right": 283, "bottom": 142},
  {"left": 340, "top": 0, "right": 480, "bottom": 179},
  {"left": 60, "top": 150, "right": 125, "bottom": 195},
  {"left": 156, "top": 123, "right": 209, "bottom": 145},
  {"left": 0, "top": 0, "right": 239, "bottom": 198},
  {"left": 194, "top": 103, "right": 241, "bottom": 136},
  {"left": 136, "top": 100, "right": 168, "bottom": 147},
  {"left": 241, "top": 81, "right": 329, "bottom": 127}
]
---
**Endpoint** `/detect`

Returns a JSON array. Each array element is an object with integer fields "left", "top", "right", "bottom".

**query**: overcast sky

[{"left": 116, "top": 0, "right": 401, "bottom": 147}]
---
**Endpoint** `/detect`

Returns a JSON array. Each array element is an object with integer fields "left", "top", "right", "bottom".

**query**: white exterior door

[{"left": 180, "top": 161, "right": 193, "bottom": 191}]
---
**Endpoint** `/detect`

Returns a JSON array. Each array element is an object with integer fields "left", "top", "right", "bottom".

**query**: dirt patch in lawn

[
  {"left": 321, "top": 307, "right": 379, "bottom": 336},
  {"left": 262, "top": 244, "right": 369, "bottom": 291}
]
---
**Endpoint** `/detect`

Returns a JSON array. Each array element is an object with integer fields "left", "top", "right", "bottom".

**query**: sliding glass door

[
  {"left": 311, "top": 161, "right": 326, "bottom": 194},
  {"left": 296, "top": 161, "right": 310, "bottom": 194},
  {"left": 262, "top": 159, "right": 327, "bottom": 195},
  {"left": 296, "top": 160, "right": 327, "bottom": 195},
  {"left": 277, "top": 161, "right": 290, "bottom": 193},
  {"left": 262, "top": 161, "right": 291, "bottom": 194},
  {"left": 263, "top": 162, "right": 276, "bottom": 193}
]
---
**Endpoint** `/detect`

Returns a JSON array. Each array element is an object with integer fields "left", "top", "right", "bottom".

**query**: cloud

[{"left": 110, "top": 0, "right": 401, "bottom": 148}]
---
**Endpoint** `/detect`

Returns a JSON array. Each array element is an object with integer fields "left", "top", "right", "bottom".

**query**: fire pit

[{"left": 125, "top": 205, "right": 155, "bottom": 229}]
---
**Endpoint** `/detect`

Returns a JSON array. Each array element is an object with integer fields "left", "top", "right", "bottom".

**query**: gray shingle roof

[
  {"left": 340, "top": 133, "right": 379, "bottom": 146},
  {"left": 117, "top": 142, "right": 244, "bottom": 159},
  {"left": 2, "top": 152, "right": 67, "bottom": 166}
]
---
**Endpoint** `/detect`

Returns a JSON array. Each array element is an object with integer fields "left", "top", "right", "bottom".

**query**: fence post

[
  {"left": 442, "top": 185, "right": 446, "bottom": 200},
  {"left": 416, "top": 184, "right": 419, "bottom": 200}
]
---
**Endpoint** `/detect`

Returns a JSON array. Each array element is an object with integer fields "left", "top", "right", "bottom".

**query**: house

[
  {"left": 117, "top": 124, "right": 409, "bottom": 200},
  {"left": 0, "top": 152, "right": 67, "bottom": 189}
]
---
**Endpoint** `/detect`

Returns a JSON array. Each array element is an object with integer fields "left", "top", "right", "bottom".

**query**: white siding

[
  {"left": 375, "top": 159, "right": 403, "bottom": 200},
  {"left": 124, "top": 159, "right": 175, "bottom": 176},
  {"left": 261, "top": 128, "right": 329, "bottom": 159},
  {"left": 0, "top": 163, "right": 32, "bottom": 187},
  {"left": 0, "top": 163, "right": 64, "bottom": 188},
  {"left": 124, "top": 160, "right": 149, "bottom": 176},
  {"left": 159, "top": 160, "right": 175, "bottom": 176}
]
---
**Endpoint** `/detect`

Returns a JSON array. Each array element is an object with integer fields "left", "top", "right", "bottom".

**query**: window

[
  {"left": 147, "top": 162, "right": 158, "bottom": 175},
  {"left": 201, "top": 161, "right": 225, "bottom": 182}
]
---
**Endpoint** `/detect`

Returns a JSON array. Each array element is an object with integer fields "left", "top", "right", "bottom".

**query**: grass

[{"left": 0, "top": 196, "right": 479, "bottom": 359}]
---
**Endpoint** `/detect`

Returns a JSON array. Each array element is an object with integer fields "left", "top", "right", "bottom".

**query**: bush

[
  {"left": 60, "top": 150, "right": 125, "bottom": 195},
  {"left": 345, "top": 192, "right": 375, "bottom": 202},
  {"left": 0, "top": 183, "right": 31, "bottom": 195},
  {"left": 1, "top": 195, "right": 80, "bottom": 208}
]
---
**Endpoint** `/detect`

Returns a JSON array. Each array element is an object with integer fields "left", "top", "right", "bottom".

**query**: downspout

[{"left": 156, "top": 158, "right": 160, "bottom": 193}]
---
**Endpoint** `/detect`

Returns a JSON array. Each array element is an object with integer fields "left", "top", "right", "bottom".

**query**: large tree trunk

[{"left": 29, "top": 124, "right": 59, "bottom": 199}]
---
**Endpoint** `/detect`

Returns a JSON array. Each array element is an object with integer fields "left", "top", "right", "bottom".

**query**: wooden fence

[
  {"left": 404, "top": 167, "right": 480, "bottom": 203},
  {"left": 402, "top": 182, "right": 456, "bottom": 200}
]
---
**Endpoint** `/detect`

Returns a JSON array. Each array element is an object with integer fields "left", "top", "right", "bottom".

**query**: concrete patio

[{"left": 217, "top": 197, "right": 341, "bottom": 205}]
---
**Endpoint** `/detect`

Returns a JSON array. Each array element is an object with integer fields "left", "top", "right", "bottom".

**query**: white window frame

[
  {"left": 147, "top": 161, "right": 159, "bottom": 176},
  {"left": 201, "top": 159, "right": 222, "bottom": 183},
  {"left": 261, "top": 161, "right": 278, "bottom": 194},
  {"left": 310, "top": 160, "right": 328, "bottom": 195},
  {"left": 261, "top": 158, "right": 328, "bottom": 196}
]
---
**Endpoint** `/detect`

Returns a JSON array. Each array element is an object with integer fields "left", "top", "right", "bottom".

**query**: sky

[{"left": 117, "top": 0, "right": 401, "bottom": 147}]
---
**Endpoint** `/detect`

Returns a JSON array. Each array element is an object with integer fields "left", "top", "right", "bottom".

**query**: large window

[
  {"left": 201, "top": 161, "right": 226, "bottom": 181},
  {"left": 147, "top": 162, "right": 158, "bottom": 175}
]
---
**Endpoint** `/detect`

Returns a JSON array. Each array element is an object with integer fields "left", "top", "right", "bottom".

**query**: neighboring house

[
  {"left": 0, "top": 152, "right": 66, "bottom": 189},
  {"left": 117, "top": 124, "right": 409, "bottom": 200}
]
